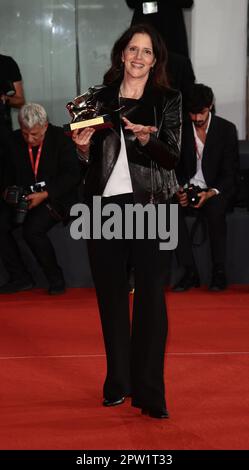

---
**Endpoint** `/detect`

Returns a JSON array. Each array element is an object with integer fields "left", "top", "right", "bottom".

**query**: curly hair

[{"left": 187, "top": 84, "right": 214, "bottom": 113}]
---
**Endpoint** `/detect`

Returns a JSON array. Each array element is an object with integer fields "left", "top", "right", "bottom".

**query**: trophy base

[{"left": 63, "top": 114, "right": 112, "bottom": 132}]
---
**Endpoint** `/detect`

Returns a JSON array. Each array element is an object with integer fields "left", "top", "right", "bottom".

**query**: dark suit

[
  {"left": 175, "top": 115, "right": 239, "bottom": 273},
  {"left": 126, "top": 0, "right": 194, "bottom": 57},
  {"left": 0, "top": 124, "right": 80, "bottom": 285}
]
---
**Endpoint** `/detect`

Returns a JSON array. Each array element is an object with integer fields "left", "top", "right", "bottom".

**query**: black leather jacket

[{"left": 80, "top": 82, "right": 182, "bottom": 204}]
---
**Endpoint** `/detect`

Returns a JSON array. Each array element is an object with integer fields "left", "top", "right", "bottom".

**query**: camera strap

[{"left": 28, "top": 142, "right": 44, "bottom": 181}]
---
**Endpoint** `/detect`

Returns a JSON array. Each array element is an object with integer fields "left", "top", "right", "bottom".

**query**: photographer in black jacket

[
  {"left": 0, "top": 54, "right": 25, "bottom": 130},
  {"left": 0, "top": 103, "right": 80, "bottom": 294},
  {"left": 173, "top": 84, "right": 239, "bottom": 292}
]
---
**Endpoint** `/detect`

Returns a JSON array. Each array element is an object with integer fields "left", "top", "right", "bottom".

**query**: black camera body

[
  {"left": 5, "top": 182, "right": 46, "bottom": 224},
  {"left": 0, "top": 80, "right": 16, "bottom": 97},
  {"left": 4, "top": 186, "right": 30, "bottom": 225},
  {"left": 184, "top": 184, "right": 203, "bottom": 206}
]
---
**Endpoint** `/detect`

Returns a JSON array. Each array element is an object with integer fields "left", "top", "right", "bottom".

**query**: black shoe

[
  {"left": 172, "top": 269, "right": 200, "bottom": 292},
  {"left": 103, "top": 396, "right": 126, "bottom": 407},
  {"left": 48, "top": 281, "right": 66, "bottom": 295},
  {"left": 141, "top": 407, "right": 169, "bottom": 419},
  {"left": 209, "top": 270, "right": 227, "bottom": 291},
  {"left": 0, "top": 278, "right": 35, "bottom": 294}
]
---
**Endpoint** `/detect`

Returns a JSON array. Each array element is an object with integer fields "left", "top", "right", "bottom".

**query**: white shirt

[
  {"left": 190, "top": 112, "right": 211, "bottom": 189},
  {"left": 189, "top": 113, "right": 219, "bottom": 194},
  {"left": 102, "top": 128, "right": 133, "bottom": 197}
]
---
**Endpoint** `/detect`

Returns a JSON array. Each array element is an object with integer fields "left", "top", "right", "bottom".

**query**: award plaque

[{"left": 63, "top": 85, "right": 113, "bottom": 132}]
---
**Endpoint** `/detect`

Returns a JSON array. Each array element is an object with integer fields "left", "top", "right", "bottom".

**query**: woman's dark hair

[
  {"left": 103, "top": 24, "right": 169, "bottom": 89},
  {"left": 187, "top": 84, "right": 214, "bottom": 113}
]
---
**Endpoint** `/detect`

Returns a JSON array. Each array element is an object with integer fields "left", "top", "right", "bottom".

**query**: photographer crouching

[
  {"left": 172, "top": 84, "right": 239, "bottom": 292},
  {"left": 0, "top": 103, "right": 80, "bottom": 294}
]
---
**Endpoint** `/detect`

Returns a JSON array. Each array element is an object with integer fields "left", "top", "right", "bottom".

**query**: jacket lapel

[
  {"left": 184, "top": 120, "right": 196, "bottom": 178},
  {"left": 202, "top": 115, "right": 218, "bottom": 178}
]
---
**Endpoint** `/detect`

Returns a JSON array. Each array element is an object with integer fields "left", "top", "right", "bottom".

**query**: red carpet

[{"left": 0, "top": 287, "right": 249, "bottom": 450}]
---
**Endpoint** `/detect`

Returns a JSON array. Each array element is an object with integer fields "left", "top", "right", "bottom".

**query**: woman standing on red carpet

[{"left": 72, "top": 24, "right": 181, "bottom": 419}]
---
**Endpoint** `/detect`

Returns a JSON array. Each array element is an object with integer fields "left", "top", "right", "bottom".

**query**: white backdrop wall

[
  {"left": 0, "top": 0, "right": 132, "bottom": 127},
  {"left": 190, "top": 0, "right": 247, "bottom": 138},
  {"left": 0, "top": 0, "right": 247, "bottom": 137}
]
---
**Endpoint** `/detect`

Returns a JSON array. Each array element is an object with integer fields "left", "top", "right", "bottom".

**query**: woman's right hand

[{"left": 72, "top": 127, "right": 96, "bottom": 153}]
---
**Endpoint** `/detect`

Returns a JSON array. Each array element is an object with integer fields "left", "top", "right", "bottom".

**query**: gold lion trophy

[{"left": 63, "top": 86, "right": 113, "bottom": 133}]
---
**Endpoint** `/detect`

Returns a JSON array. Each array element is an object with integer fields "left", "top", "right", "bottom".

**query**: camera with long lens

[
  {"left": 4, "top": 181, "right": 46, "bottom": 224},
  {"left": 184, "top": 184, "right": 203, "bottom": 206}
]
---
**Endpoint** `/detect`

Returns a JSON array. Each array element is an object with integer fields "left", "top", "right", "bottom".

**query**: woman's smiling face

[{"left": 122, "top": 33, "right": 156, "bottom": 81}]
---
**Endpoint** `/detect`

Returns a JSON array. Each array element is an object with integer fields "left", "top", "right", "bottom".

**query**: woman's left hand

[{"left": 122, "top": 117, "right": 157, "bottom": 146}]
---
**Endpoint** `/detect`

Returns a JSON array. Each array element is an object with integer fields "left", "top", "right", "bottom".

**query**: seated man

[
  {"left": 0, "top": 103, "right": 80, "bottom": 294},
  {"left": 173, "top": 84, "right": 239, "bottom": 292}
]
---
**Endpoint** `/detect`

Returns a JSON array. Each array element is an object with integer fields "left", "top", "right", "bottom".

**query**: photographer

[
  {"left": 0, "top": 54, "right": 25, "bottom": 130},
  {"left": 0, "top": 103, "right": 80, "bottom": 294},
  {"left": 173, "top": 84, "right": 239, "bottom": 292}
]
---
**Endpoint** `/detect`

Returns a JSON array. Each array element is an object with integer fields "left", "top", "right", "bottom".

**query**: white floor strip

[{"left": 0, "top": 351, "right": 248, "bottom": 360}]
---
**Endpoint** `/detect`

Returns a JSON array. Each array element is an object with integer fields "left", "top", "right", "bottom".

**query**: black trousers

[
  {"left": 87, "top": 194, "right": 169, "bottom": 411},
  {"left": 0, "top": 200, "right": 63, "bottom": 284},
  {"left": 175, "top": 194, "right": 229, "bottom": 272}
]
